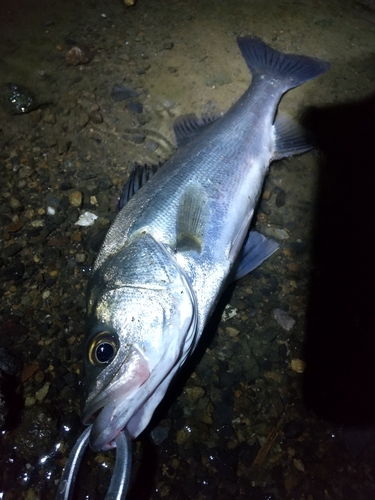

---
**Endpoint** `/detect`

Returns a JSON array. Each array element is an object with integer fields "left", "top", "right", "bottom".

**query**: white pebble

[{"left": 75, "top": 211, "right": 98, "bottom": 227}]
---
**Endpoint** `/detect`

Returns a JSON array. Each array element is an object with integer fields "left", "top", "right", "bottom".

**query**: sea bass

[{"left": 82, "top": 36, "right": 329, "bottom": 451}]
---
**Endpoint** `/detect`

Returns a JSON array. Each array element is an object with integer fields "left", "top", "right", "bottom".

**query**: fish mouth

[
  {"left": 82, "top": 346, "right": 151, "bottom": 451},
  {"left": 87, "top": 402, "right": 128, "bottom": 451},
  {"left": 82, "top": 344, "right": 185, "bottom": 451}
]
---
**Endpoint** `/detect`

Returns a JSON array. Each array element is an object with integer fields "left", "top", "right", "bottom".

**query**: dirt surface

[{"left": 1, "top": 0, "right": 375, "bottom": 499}]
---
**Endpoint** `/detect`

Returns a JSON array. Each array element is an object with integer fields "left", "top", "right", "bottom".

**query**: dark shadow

[{"left": 302, "top": 93, "right": 375, "bottom": 426}]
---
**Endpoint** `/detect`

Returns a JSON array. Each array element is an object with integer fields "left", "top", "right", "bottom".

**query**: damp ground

[{"left": 1, "top": 0, "right": 375, "bottom": 499}]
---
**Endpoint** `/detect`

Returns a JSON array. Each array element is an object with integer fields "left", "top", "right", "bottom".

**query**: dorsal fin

[
  {"left": 117, "top": 163, "right": 162, "bottom": 210},
  {"left": 173, "top": 113, "right": 219, "bottom": 148}
]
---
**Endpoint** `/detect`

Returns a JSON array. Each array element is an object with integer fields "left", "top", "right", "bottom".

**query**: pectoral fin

[{"left": 176, "top": 184, "right": 208, "bottom": 253}]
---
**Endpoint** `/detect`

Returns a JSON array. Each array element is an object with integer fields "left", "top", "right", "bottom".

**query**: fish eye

[{"left": 88, "top": 332, "right": 119, "bottom": 366}]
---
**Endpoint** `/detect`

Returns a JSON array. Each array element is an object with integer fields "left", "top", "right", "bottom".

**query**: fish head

[{"left": 82, "top": 233, "right": 197, "bottom": 451}]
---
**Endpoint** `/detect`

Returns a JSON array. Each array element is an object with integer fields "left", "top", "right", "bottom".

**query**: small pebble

[
  {"left": 44, "top": 111, "right": 56, "bottom": 124},
  {"left": 69, "top": 191, "right": 83, "bottom": 208},
  {"left": 273, "top": 308, "right": 296, "bottom": 331},
  {"left": 76, "top": 253, "right": 86, "bottom": 263},
  {"left": 226, "top": 327, "right": 240, "bottom": 338},
  {"left": 35, "top": 382, "right": 50, "bottom": 401},
  {"left": 110, "top": 84, "right": 138, "bottom": 101},
  {"left": 221, "top": 304, "right": 238, "bottom": 322},
  {"left": 65, "top": 46, "right": 92, "bottom": 65},
  {"left": 89, "top": 111, "right": 103, "bottom": 123},
  {"left": 10, "top": 197, "right": 23, "bottom": 210},
  {"left": 184, "top": 386, "right": 205, "bottom": 403},
  {"left": 75, "top": 211, "right": 98, "bottom": 227},
  {"left": 290, "top": 358, "right": 306, "bottom": 373},
  {"left": 147, "top": 141, "right": 159, "bottom": 152},
  {"left": 163, "top": 42, "right": 174, "bottom": 50},
  {"left": 3, "top": 242, "right": 23, "bottom": 257},
  {"left": 78, "top": 112, "right": 89, "bottom": 128}
]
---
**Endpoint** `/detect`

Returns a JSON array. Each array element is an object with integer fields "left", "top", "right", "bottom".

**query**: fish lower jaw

[{"left": 87, "top": 404, "right": 128, "bottom": 451}]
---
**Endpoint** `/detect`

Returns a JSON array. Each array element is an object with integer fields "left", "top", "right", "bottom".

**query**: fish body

[{"left": 82, "top": 37, "right": 329, "bottom": 451}]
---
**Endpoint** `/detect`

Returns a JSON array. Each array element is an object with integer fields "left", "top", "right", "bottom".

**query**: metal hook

[{"left": 56, "top": 425, "right": 132, "bottom": 500}]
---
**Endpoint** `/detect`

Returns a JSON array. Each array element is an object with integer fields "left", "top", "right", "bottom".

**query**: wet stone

[
  {"left": 67, "top": 207, "right": 79, "bottom": 223},
  {"left": 59, "top": 196, "right": 70, "bottom": 211},
  {"left": 131, "top": 132, "right": 146, "bottom": 143},
  {"left": 78, "top": 112, "right": 89, "bottom": 128},
  {"left": 260, "top": 200, "right": 271, "bottom": 215},
  {"left": 1, "top": 83, "right": 38, "bottom": 114},
  {"left": 9, "top": 197, "right": 23, "bottom": 211},
  {"left": 37, "top": 348, "right": 50, "bottom": 361},
  {"left": 65, "top": 46, "right": 92, "bottom": 65},
  {"left": 147, "top": 141, "right": 159, "bottom": 152},
  {"left": 150, "top": 419, "right": 172, "bottom": 445},
  {"left": 184, "top": 386, "right": 205, "bottom": 403},
  {"left": 44, "top": 110, "right": 56, "bottom": 124},
  {"left": 275, "top": 188, "right": 286, "bottom": 207},
  {"left": 3, "top": 242, "right": 23, "bottom": 257},
  {"left": 0, "top": 320, "right": 28, "bottom": 337},
  {"left": 163, "top": 41, "right": 174, "bottom": 50},
  {"left": 273, "top": 309, "right": 296, "bottom": 331},
  {"left": 110, "top": 84, "right": 138, "bottom": 101},
  {"left": 45, "top": 193, "right": 60, "bottom": 210},
  {"left": 257, "top": 326, "right": 279, "bottom": 342},
  {"left": 89, "top": 111, "right": 103, "bottom": 123},
  {"left": 0, "top": 348, "right": 20, "bottom": 375},
  {"left": 2, "top": 261, "right": 25, "bottom": 280},
  {"left": 128, "top": 101, "right": 143, "bottom": 113},
  {"left": 69, "top": 190, "right": 83, "bottom": 207},
  {"left": 219, "top": 371, "right": 236, "bottom": 387},
  {"left": 5, "top": 220, "right": 25, "bottom": 233},
  {"left": 13, "top": 406, "right": 58, "bottom": 461}
]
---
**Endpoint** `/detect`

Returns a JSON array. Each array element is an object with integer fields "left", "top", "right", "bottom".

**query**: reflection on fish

[{"left": 81, "top": 36, "right": 329, "bottom": 453}]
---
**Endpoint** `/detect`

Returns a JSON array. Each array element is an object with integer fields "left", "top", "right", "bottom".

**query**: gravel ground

[{"left": 1, "top": 0, "right": 375, "bottom": 499}]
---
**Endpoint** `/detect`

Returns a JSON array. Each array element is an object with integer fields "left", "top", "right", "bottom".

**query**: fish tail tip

[{"left": 237, "top": 35, "right": 330, "bottom": 88}]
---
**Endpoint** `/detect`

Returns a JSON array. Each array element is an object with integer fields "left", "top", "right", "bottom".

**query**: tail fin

[{"left": 237, "top": 36, "right": 330, "bottom": 89}]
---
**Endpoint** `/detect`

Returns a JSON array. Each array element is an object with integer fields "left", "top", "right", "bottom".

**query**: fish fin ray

[
  {"left": 117, "top": 163, "right": 162, "bottom": 210},
  {"left": 231, "top": 230, "right": 279, "bottom": 281},
  {"left": 273, "top": 113, "right": 313, "bottom": 159},
  {"left": 237, "top": 36, "right": 330, "bottom": 90},
  {"left": 176, "top": 184, "right": 208, "bottom": 253},
  {"left": 173, "top": 113, "right": 219, "bottom": 147}
]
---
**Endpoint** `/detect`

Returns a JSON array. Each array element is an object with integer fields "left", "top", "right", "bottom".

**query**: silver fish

[{"left": 82, "top": 36, "right": 329, "bottom": 452}]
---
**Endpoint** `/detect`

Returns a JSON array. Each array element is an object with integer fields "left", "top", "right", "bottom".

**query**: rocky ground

[{"left": 1, "top": 0, "right": 375, "bottom": 499}]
